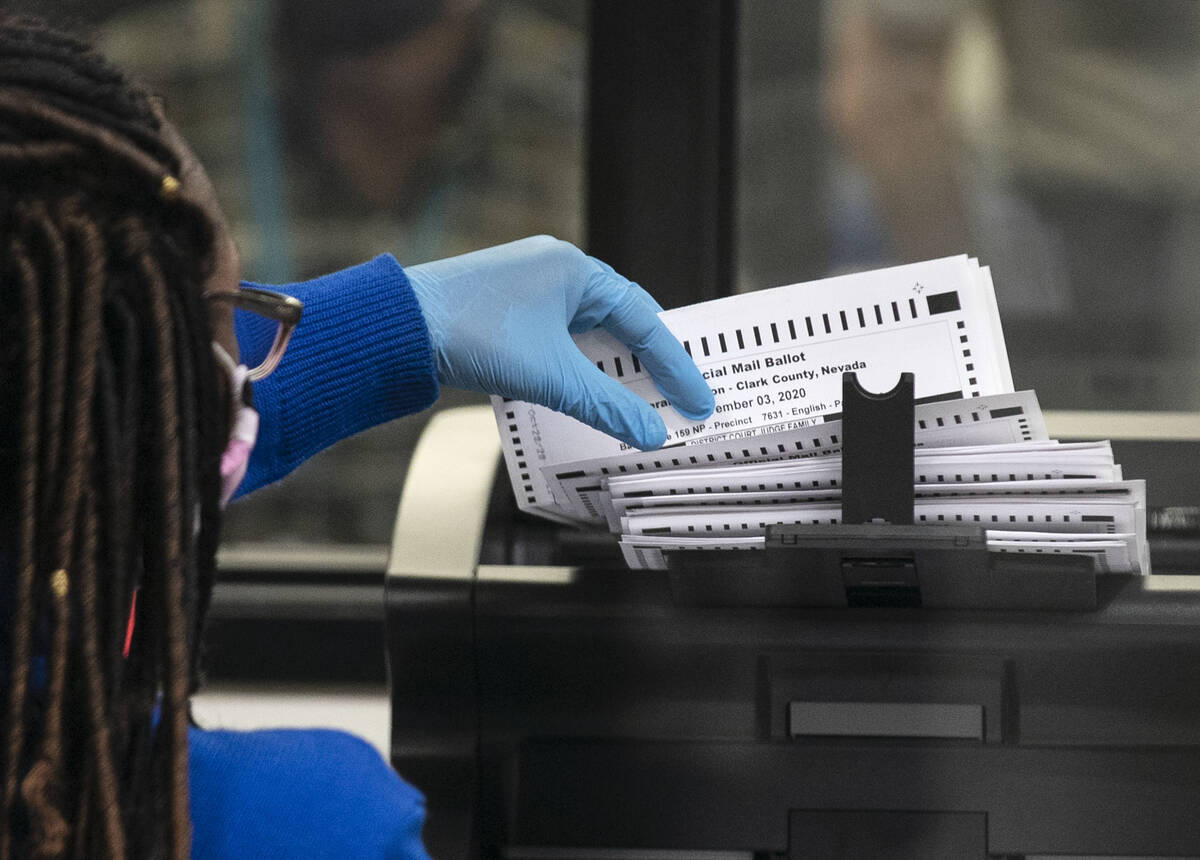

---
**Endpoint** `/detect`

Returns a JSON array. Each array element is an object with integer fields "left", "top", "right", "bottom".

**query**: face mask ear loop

[
  {"left": 211, "top": 342, "right": 258, "bottom": 508},
  {"left": 211, "top": 341, "right": 250, "bottom": 405},
  {"left": 211, "top": 341, "right": 238, "bottom": 375}
]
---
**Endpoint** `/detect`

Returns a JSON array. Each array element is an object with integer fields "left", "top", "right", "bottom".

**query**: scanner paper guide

[{"left": 490, "top": 255, "right": 1148, "bottom": 573}]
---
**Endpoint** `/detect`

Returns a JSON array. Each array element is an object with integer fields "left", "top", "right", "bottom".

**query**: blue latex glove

[{"left": 407, "top": 236, "right": 714, "bottom": 449}]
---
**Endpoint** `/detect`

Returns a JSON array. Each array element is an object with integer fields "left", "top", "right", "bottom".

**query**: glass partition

[{"left": 739, "top": 0, "right": 1200, "bottom": 414}]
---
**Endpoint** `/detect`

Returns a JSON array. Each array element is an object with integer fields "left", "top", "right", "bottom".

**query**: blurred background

[{"left": 30, "top": 0, "right": 1200, "bottom": 552}]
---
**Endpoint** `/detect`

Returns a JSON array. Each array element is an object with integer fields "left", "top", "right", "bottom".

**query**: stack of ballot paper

[{"left": 491, "top": 256, "right": 1149, "bottom": 574}]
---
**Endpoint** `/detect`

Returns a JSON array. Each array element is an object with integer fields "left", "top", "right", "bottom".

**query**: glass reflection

[{"left": 740, "top": 0, "right": 1200, "bottom": 411}]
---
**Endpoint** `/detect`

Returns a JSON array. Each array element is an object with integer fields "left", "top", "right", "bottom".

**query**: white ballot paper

[
  {"left": 490, "top": 255, "right": 1150, "bottom": 576},
  {"left": 495, "top": 256, "right": 1013, "bottom": 522},
  {"left": 619, "top": 496, "right": 1143, "bottom": 542},
  {"left": 550, "top": 391, "right": 1048, "bottom": 523},
  {"left": 611, "top": 479, "right": 1145, "bottom": 517},
  {"left": 619, "top": 531, "right": 1144, "bottom": 575},
  {"left": 604, "top": 442, "right": 1116, "bottom": 501}
]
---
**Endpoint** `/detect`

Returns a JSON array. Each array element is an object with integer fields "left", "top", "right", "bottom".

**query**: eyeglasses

[{"left": 206, "top": 286, "right": 304, "bottom": 382}]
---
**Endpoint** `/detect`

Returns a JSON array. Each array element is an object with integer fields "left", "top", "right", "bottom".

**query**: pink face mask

[{"left": 213, "top": 343, "right": 259, "bottom": 508}]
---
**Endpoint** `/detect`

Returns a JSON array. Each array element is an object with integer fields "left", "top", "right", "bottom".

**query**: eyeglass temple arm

[{"left": 247, "top": 325, "right": 296, "bottom": 382}]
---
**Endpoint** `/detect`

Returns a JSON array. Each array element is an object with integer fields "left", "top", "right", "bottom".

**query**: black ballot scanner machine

[{"left": 385, "top": 381, "right": 1200, "bottom": 860}]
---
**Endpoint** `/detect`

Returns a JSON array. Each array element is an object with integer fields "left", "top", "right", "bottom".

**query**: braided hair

[{"left": 0, "top": 16, "right": 229, "bottom": 859}]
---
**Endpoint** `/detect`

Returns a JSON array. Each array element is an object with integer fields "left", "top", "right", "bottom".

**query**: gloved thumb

[{"left": 560, "top": 348, "right": 669, "bottom": 450}]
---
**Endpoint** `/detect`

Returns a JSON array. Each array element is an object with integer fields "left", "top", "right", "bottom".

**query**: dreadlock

[{"left": 0, "top": 16, "right": 229, "bottom": 859}]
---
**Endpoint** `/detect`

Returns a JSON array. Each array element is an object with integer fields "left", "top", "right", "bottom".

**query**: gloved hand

[{"left": 407, "top": 236, "right": 714, "bottom": 449}]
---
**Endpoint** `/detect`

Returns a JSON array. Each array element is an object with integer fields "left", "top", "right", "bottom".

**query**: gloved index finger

[{"left": 579, "top": 272, "right": 714, "bottom": 422}]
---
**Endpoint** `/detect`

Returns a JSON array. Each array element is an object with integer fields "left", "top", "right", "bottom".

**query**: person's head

[
  {"left": 272, "top": 0, "right": 485, "bottom": 212},
  {"left": 0, "top": 15, "right": 236, "bottom": 857}
]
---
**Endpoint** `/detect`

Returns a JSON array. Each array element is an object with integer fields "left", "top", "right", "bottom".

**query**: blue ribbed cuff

[{"left": 235, "top": 255, "right": 439, "bottom": 496}]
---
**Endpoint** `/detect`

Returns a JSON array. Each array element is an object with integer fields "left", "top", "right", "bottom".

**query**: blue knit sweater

[
  {"left": 197, "top": 254, "right": 438, "bottom": 858},
  {"left": 188, "top": 727, "right": 430, "bottom": 859}
]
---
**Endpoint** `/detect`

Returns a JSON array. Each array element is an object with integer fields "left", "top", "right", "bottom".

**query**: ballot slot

[
  {"left": 788, "top": 702, "right": 985, "bottom": 741},
  {"left": 840, "top": 557, "right": 921, "bottom": 608},
  {"left": 663, "top": 372, "right": 1102, "bottom": 611},
  {"left": 766, "top": 652, "right": 1010, "bottom": 745}
]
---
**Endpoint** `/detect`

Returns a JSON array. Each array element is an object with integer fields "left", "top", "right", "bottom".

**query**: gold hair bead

[
  {"left": 50, "top": 569, "right": 68, "bottom": 599},
  {"left": 160, "top": 174, "right": 181, "bottom": 200}
]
